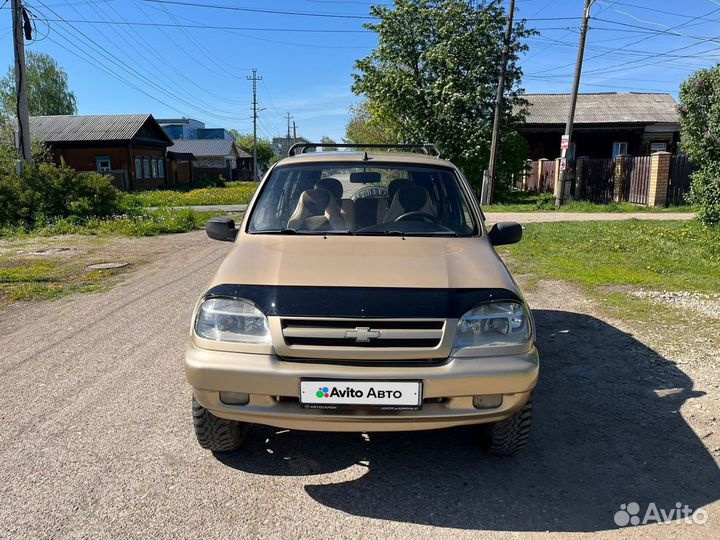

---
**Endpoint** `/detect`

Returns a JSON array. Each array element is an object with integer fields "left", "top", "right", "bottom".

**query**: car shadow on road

[{"left": 216, "top": 309, "right": 720, "bottom": 532}]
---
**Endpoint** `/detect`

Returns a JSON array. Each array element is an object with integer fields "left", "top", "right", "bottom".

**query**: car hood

[{"left": 208, "top": 234, "right": 518, "bottom": 292}]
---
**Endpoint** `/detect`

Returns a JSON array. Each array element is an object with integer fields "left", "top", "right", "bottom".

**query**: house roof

[
  {"left": 29, "top": 114, "right": 172, "bottom": 143},
  {"left": 168, "top": 138, "right": 250, "bottom": 158},
  {"left": 523, "top": 93, "right": 679, "bottom": 125}
]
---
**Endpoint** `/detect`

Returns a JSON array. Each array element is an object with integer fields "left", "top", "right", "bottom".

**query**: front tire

[
  {"left": 192, "top": 396, "right": 248, "bottom": 452},
  {"left": 483, "top": 395, "right": 533, "bottom": 455}
]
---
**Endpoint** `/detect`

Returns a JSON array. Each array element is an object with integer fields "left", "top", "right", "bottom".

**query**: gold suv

[{"left": 185, "top": 144, "right": 538, "bottom": 454}]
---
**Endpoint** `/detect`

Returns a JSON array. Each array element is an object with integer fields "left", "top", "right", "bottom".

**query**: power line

[
  {"left": 604, "top": 2, "right": 720, "bottom": 25},
  {"left": 41, "top": 31, "right": 211, "bottom": 119},
  {"left": 36, "top": 17, "right": 370, "bottom": 32},
  {"left": 147, "top": 0, "right": 253, "bottom": 75},
  {"left": 138, "top": 0, "right": 376, "bottom": 20},
  {"left": 59, "top": 0, "right": 245, "bottom": 115},
  {"left": 32, "top": 0, "right": 252, "bottom": 123}
]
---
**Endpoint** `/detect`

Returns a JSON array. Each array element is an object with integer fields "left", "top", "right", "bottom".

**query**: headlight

[
  {"left": 195, "top": 298, "right": 271, "bottom": 344},
  {"left": 455, "top": 301, "right": 530, "bottom": 348}
]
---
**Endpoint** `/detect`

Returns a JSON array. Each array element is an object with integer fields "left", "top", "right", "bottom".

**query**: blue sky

[{"left": 1, "top": 0, "right": 718, "bottom": 142}]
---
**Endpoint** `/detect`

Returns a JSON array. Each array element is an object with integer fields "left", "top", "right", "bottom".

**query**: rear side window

[{"left": 248, "top": 162, "right": 478, "bottom": 237}]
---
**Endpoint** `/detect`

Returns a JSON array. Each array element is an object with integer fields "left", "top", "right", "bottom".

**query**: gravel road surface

[{"left": 0, "top": 231, "right": 717, "bottom": 539}]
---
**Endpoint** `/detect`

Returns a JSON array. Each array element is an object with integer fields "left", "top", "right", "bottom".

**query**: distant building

[
  {"left": 29, "top": 114, "right": 176, "bottom": 190},
  {"left": 168, "top": 138, "right": 252, "bottom": 182},
  {"left": 520, "top": 93, "right": 681, "bottom": 160},
  {"left": 272, "top": 136, "right": 313, "bottom": 156},
  {"left": 156, "top": 118, "right": 233, "bottom": 141}
]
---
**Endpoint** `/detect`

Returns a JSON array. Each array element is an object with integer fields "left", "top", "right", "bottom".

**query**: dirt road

[{"left": 0, "top": 231, "right": 717, "bottom": 539}]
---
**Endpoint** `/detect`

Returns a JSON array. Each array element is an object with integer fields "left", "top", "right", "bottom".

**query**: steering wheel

[{"left": 394, "top": 211, "right": 440, "bottom": 224}]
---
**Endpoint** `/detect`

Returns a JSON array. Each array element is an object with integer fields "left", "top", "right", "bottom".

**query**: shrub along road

[{"left": 0, "top": 230, "right": 717, "bottom": 539}]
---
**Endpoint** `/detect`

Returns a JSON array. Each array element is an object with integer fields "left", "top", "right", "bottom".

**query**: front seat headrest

[
  {"left": 315, "top": 177, "right": 343, "bottom": 204},
  {"left": 397, "top": 185, "right": 429, "bottom": 212},
  {"left": 287, "top": 188, "right": 346, "bottom": 231},
  {"left": 383, "top": 184, "right": 436, "bottom": 223},
  {"left": 387, "top": 178, "right": 411, "bottom": 203}
]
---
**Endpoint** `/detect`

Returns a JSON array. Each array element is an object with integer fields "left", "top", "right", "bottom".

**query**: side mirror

[
  {"left": 206, "top": 217, "right": 238, "bottom": 242},
  {"left": 488, "top": 221, "right": 522, "bottom": 246}
]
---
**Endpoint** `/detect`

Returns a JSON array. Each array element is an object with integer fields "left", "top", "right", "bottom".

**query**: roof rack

[{"left": 287, "top": 143, "right": 441, "bottom": 158}]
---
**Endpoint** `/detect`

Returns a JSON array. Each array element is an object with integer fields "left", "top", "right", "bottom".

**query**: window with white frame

[
  {"left": 135, "top": 157, "right": 143, "bottom": 179},
  {"left": 95, "top": 156, "right": 112, "bottom": 172},
  {"left": 158, "top": 158, "right": 165, "bottom": 179},
  {"left": 151, "top": 159, "right": 158, "bottom": 178},
  {"left": 612, "top": 142, "right": 628, "bottom": 158},
  {"left": 143, "top": 158, "right": 151, "bottom": 179}
]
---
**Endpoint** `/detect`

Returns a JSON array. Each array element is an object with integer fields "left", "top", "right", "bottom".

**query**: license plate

[{"left": 300, "top": 380, "right": 422, "bottom": 409}]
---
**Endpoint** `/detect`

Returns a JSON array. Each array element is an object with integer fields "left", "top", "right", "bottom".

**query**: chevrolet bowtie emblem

[{"left": 345, "top": 326, "right": 381, "bottom": 342}]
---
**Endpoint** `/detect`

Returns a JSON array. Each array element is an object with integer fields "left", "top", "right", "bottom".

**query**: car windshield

[{"left": 248, "top": 162, "right": 478, "bottom": 236}]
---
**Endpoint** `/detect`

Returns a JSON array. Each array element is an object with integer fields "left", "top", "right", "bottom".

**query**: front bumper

[{"left": 185, "top": 345, "right": 539, "bottom": 432}]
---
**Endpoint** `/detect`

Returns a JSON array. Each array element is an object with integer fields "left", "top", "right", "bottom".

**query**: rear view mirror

[
  {"left": 488, "top": 222, "right": 522, "bottom": 246},
  {"left": 206, "top": 217, "right": 238, "bottom": 242},
  {"left": 349, "top": 171, "right": 381, "bottom": 183}
]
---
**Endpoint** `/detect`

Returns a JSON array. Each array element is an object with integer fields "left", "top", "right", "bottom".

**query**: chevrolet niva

[{"left": 185, "top": 143, "right": 538, "bottom": 455}]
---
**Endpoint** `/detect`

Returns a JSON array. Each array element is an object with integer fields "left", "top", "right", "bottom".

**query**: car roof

[{"left": 273, "top": 151, "right": 456, "bottom": 168}]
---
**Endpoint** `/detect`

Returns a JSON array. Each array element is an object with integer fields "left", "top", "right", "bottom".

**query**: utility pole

[
  {"left": 246, "top": 68, "right": 262, "bottom": 181},
  {"left": 292, "top": 121, "right": 297, "bottom": 144},
  {"left": 11, "top": 0, "right": 32, "bottom": 174},
  {"left": 556, "top": 0, "right": 594, "bottom": 207},
  {"left": 285, "top": 112, "right": 292, "bottom": 153},
  {"left": 483, "top": 0, "right": 515, "bottom": 205}
]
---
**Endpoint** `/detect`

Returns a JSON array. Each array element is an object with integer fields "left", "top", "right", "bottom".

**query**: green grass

[
  {"left": 0, "top": 260, "right": 125, "bottom": 302},
  {"left": 0, "top": 209, "right": 227, "bottom": 239},
  {"left": 487, "top": 191, "right": 695, "bottom": 213},
  {"left": 499, "top": 220, "right": 720, "bottom": 293},
  {"left": 123, "top": 183, "right": 258, "bottom": 207}
]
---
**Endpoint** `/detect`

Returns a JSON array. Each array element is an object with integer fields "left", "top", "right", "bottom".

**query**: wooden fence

[
  {"left": 620, "top": 155, "right": 652, "bottom": 205},
  {"left": 523, "top": 154, "right": 693, "bottom": 206},
  {"left": 524, "top": 159, "right": 556, "bottom": 193}
]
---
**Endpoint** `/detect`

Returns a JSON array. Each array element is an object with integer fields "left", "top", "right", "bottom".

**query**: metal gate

[
  {"left": 576, "top": 158, "right": 614, "bottom": 203},
  {"left": 667, "top": 154, "right": 695, "bottom": 205}
]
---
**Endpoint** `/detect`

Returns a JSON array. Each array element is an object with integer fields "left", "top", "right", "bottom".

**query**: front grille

[{"left": 281, "top": 319, "right": 445, "bottom": 349}]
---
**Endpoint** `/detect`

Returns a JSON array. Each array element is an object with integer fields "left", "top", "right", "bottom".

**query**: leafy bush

[
  {"left": 193, "top": 175, "right": 226, "bottom": 189},
  {"left": 688, "top": 162, "right": 720, "bottom": 225},
  {"left": 535, "top": 192, "right": 556, "bottom": 210},
  {"left": 0, "top": 163, "right": 121, "bottom": 226},
  {"left": 679, "top": 66, "right": 720, "bottom": 224}
]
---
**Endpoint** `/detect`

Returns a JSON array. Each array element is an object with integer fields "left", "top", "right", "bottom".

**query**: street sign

[
  {"left": 559, "top": 157, "right": 567, "bottom": 171},
  {"left": 560, "top": 135, "right": 570, "bottom": 151}
]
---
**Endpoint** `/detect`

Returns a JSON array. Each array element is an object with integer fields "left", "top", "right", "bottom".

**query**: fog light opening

[
  {"left": 473, "top": 394, "right": 503, "bottom": 409},
  {"left": 220, "top": 391, "right": 250, "bottom": 405}
]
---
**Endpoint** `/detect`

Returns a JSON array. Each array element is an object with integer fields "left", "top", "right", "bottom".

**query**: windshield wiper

[
  {"left": 321, "top": 230, "right": 355, "bottom": 235},
  {"left": 356, "top": 230, "right": 459, "bottom": 237},
  {"left": 257, "top": 228, "right": 355, "bottom": 235}
]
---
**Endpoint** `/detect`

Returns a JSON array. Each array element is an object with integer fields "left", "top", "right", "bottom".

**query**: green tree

[
  {"left": 0, "top": 51, "right": 78, "bottom": 116},
  {"left": 679, "top": 66, "right": 720, "bottom": 224},
  {"left": 344, "top": 101, "right": 399, "bottom": 145},
  {"left": 352, "top": 0, "right": 532, "bottom": 192},
  {"left": 233, "top": 134, "right": 275, "bottom": 173},
  {"left": 320, "top": 136, "right": 338, "bottom": 151}
]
